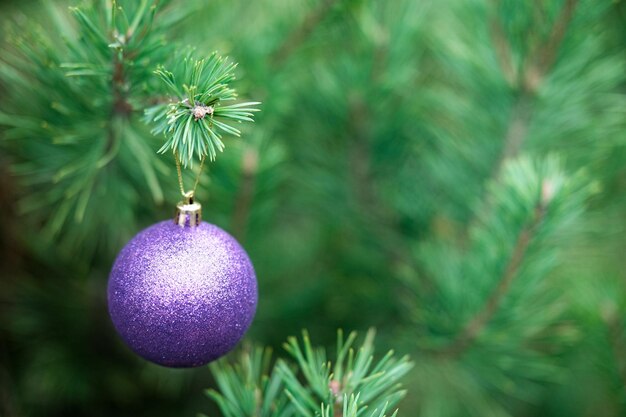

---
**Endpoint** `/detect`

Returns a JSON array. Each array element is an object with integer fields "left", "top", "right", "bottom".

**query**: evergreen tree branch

[
  {"left": 105, "top": 23, "right": 135, "bottom": 167},
  {"left": 0, "top": 1, "right": 179, "bottom": 255},
  {"left": 494, "top": 0, "right": 578, "bottom": 175},
  {"left": 522, "top": 0, "right": 578, "bottom": 94},
  {"left": 442, "top": 191, "right": 548, "bottom": 357},
  {"left": 412, "top": 151, "right": 599, "bottom": 411},
  {"left": 146, "top": 53, "right": 261, "bottom": 166},
  {"left": 463, "top": 0, "right": 580, "bottom": 239},
  {"left": 496, "top": 93, "right": 534, "bottom": 168},
  {"left": 417, "top": 154, "right": 596, "bottom": 366},
  {"left": 111, "top": 42, "right": 133, "bottom": 118},
  {"left": 277, "top": 329, "right": 412, "bottom": 417},
  {"left": 204, "top": 330, "right": 411, "bottom": 417}
]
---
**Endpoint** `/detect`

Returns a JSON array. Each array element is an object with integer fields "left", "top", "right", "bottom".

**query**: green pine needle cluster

[
  {"left": 146, "top": 53, "right": 260, "bottom": 166},
  {"left": 205, "top": 330, "right": 412, "bottom": 417}
]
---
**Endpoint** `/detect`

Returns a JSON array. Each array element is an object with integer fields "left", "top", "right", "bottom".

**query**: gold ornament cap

[{"left": 174, "top": 192, "right": 202, "bottom": 227}]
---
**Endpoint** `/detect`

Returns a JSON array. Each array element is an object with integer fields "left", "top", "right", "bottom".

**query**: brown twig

[
  {"left": 441, "top": 200, "right": 548, "bottom": 357},
  {"left": 111, "top": 59, "right": 132, "bottom": 118},
  {"left": 491, "top": 92, "right": 535, "bottom": 180},
  {"left": 523, "top": 0, "right": 578, "bottom": 94},
  {"left": 496, "top": 0, "right": 578, "bottom": 173},
  {"left": 105, "top": 32, "right": 134, "bottom": 158},
  {"left": 270, "top": 0, "right": 341, "bottom": 67}
]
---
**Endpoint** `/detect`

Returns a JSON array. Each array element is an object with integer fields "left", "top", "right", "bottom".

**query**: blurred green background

[{"left": 0, "top": 0, "right": 625, "bottom": 416}]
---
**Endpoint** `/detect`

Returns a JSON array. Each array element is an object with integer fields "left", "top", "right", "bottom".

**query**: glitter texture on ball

[{"left": 107, "top": 220, "right": 257, "bottom": 368}]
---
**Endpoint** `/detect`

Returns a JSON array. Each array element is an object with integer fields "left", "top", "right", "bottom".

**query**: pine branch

[
  {"left": 442, "top": 192, "right": 548, "bottom": 357},
  {"left": 426, "top": 155, "right": 595, "bottom": 363},
  {"left": 0, "top": 1, "right": 176, "bottom": 256},
  {"left": 522, "top": 0, "right": 578, "bottom": 94},
  {"left": 494, "top": 0, "right": 577, "bottom": 173},
  {"left": 205, "top": 330, "right": 412, "bottom": 417},
  {"left": 407, "top": 155, "right": 596, "bottom": 415},
  {"left": 464, "top": 0, "right": 580, "bottom": 240},
  {"left": 278, "top": 329, "right": 412, "bottom": 417},
  {"left": 103, "top": 14, "right": 136, "bottom": 180},
  {"left": 494, "top": 93, "right": 534, "bottom": 173},
  {"left": 146, "top": 52, "right": 260, "bottom": 166}
]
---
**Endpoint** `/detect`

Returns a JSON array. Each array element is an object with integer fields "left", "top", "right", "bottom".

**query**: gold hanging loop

[
  {"left": 173, "top": 151, "right": 206, "bottom": 227},
  {"left": 173, "top": 151, "right": 206, "bottom": 198}
]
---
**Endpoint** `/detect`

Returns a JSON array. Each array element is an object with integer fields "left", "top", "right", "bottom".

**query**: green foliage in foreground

[{"left": 206, "top": 330, "right": 411, "bottom": 417}]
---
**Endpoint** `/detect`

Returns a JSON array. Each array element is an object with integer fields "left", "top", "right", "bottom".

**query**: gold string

[
  {"left": 174, "top": 151, "right": 206, "bottom": 198},
  {"left": 193, "top": 156, "right": 206, "bottom": 194},
  {"left": 174, "top": 151, "right": 185, "bottom": 197}
]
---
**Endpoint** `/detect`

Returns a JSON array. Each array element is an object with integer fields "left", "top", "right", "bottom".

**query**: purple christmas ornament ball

[{"left": 107, "top": 220, "right": 257, "bottom": 368}]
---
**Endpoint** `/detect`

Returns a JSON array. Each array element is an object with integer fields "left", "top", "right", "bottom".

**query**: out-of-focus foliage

[{"left": 0, "top": 0, "right": 625, "bottom": 417}]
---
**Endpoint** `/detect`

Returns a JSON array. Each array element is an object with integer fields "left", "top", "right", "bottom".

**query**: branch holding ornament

[
  {"left": 109, "top": 46, "right": 261, "bottom": 367},
  {"left": 145, "top": 51, "right": 261, "bottom": 167}
]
